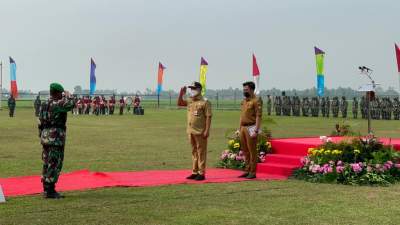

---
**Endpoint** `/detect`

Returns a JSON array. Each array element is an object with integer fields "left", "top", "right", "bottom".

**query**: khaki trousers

[
  {"left": 240, "top": 126, "right": 258, "bottom": 174},
  {"left": 189, "top": 134, "right": 208, "bottom": 175}
]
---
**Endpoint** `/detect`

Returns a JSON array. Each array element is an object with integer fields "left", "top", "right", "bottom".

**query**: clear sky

[{"left": 0, "top": 0, "right": 399, "bottom": 93}]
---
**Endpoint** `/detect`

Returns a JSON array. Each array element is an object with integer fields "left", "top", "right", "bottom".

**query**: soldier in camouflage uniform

[
  {"left": 302, "top": 97, "right": 310, "bottom": 117},
  {"left": 38, "top": 83, "right": 75, "bottom": 199},
  {"left": 340, "top": 96, "right": 348, "bottom": 118},
  {"left": 320, "top": 97, "right": 326, "bottom": 117},
  {"left": 325, "top": 97, "right": 330, "bottom": 118},
  {"left": 376, "top": 98, "right": 381, "bottom": 120},
  {"left": 393, "top": 97, "right": 400, "bottom": 120},
  {"left": 34, "top": 95, "right": 41, "bottom": 117},
  {"left": 275, "top": 96, "right": 282, "bottom": 116},
  {"left": 266, "top": 95, "right": 272, "bottom": 116},
  {"left": 332, "top": 97, "right": 339, "bottom": 118},
  {"left": 8, "top": 94, "right": 16, "bottom": 117},
  {"left": 360, "top": 96, "right": 366, "bottom": 119},
  {"left": 352, "top": 97, "right": 358, "bottom": 119}
]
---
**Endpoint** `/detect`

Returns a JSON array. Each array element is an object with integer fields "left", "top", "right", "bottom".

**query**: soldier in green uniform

[
  {"left": 360, "top": 96, "right": 366, "bottom": 119},
  {"left": 331, "top": 97, "right": 338, "bottom": 117},
  {"left": 325, "top": 97, "right": 330, "bottom": 118},
  {"left": 266, "top": 95, "right": 272, "bottom": 116},
  {"left": 393, "top": 97, "right": 400, "bottom": 120},
  {"left": 8, "top": 94, "right": 16, "bottom": 117},
  {"left": 34, "top": 95, "right": 41, "bottom": 117},
  {"left": 38, "top": 83, "right": 75, "bottom": 199},
  {"left": 352, "top": 97, "right": 358, "bottom": 119},
  {"left": 321, "top": 97, "right": 326, "bottom": 117},
  {"left": 340, "top": 96, "right": 348, "bottom": 118}
]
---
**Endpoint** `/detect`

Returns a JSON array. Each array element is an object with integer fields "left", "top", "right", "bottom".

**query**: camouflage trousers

[{"left": 41, "top": 145, "right": 64, "bottom": 184}]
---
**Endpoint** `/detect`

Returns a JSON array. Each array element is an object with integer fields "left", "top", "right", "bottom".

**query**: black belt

[{"left": 241, "top": 123, "right": 255, "bottom": 126}]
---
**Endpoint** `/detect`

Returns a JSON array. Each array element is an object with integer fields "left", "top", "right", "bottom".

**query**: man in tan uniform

[
  {"left": 238, "top": 81, "right": 262, "bottom": 179},
  {"left": 178, "top": 82, "right": 212, "bottom": 181}
]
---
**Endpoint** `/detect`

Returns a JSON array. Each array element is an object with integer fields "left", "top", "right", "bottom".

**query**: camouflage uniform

[
  {"left": 321, "top": 97, "right": 326, "bottom": 117},
  {"left": 352, "top": 97, "right": 358, "bottom": 119},
  {"left": 34, "top": 96, "right": 41, "bottom": 117},
  {"left": 340, "top": 97, "right": 348, "bottom": 118},
  {"left": 38, "top": 94, "right": 74, "bottom": 195},
  {"left": 266, "top": 96, "right": 272, "bottom": 116},
  {"left": 302, "top": 97, "right": 310, "bottom": 117},
  {"left": 332, "top": 97, "right": 339, "bottom": 118},
  {"left": 325, "top": 97, "right": 330, "bottom": 118},
  {"left": 8, "top": 95, "right": 16, "bottom": 117},
  {"left": 360, "top": 97, "right": 366, "bottom": 119},
  {"left": 393, "top": 97, "right": 400, "bottom": 120}
]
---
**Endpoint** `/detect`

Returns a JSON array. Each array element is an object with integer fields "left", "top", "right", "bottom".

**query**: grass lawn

[{"left": 0, "top": 106, "right": 400, "bottom": 225}]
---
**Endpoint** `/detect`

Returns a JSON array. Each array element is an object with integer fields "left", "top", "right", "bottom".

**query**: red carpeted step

[
  {"left": 256, "top": 162, "right": 301, "bottom": 177},
  {"left": 264, "top": 154, "right": 303, "bottom": 166}
]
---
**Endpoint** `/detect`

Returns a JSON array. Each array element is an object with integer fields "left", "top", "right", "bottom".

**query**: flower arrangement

[
  {"left": 217, "top": 130, "right": 272, "bottom": 169},
  {"left": 294, "top": 136, "right": 400, "bottom": 186}
]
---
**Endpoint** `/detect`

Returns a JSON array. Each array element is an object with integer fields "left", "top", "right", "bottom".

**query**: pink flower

[
  {"left": 337, "top": 161, "right": 344, "bottom": 166},
  {"left": 300, "top": 157, "right": 310, "bottom": 166},
  {"left": 220, "top": 153, "right": 228, "bottom": 160},
  {"left": 336, "top": 166, "right": 344, "bottom": 173},
  {"left": 395, "top": 164, "right": 400, "bottom": 169},
  {"left": 235, "top": 156, "right": 242, "bottom": 161},
  {"left": 351, "top": 163, "right": 363, "bottom": 173},
  {"left": 367, "top": 166, "right": 373, "bottom": 172},
  {"left": 310, "top": 165, "right": 321, "bottom": 173},
  {"left": 384, "top": 161, "right": 393, "bottom": 170}
]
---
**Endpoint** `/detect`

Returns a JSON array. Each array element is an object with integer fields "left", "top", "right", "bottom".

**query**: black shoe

[
  {"left": 45, "top": 191, "right": 64, "bottom": 199},
  {"left": 245, "top": 173, "right": 256, "bottom": 179},
  {"left": 194, "top": 174, "right": 205, "bottom": 181},
  {"left": 238, "top": 173, "right": 249, "bottom": 178},
  {"left": 186, "top": 174, "right": 198, "bottom": 180}
]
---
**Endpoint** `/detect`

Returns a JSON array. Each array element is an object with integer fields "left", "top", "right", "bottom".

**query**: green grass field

[{"left": 1, "top": 106, "right": 400, "bottom": 225}]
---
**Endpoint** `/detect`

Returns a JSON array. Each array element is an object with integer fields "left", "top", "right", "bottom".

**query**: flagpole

[{"left": 157, "top": 92, "right": 160, "bottom": 109}]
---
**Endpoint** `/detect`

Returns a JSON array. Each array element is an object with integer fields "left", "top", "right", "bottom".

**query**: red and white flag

[
  {"left": 252, "top": 53, "right": 260, "bottom": 95},
  {"left": 395, "top": 44, "right": 400, "bottom": 93}
]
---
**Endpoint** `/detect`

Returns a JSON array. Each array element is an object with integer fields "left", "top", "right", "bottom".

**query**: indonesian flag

[{"left": 252, "top": 54, "right": 260, "bottom": 95}]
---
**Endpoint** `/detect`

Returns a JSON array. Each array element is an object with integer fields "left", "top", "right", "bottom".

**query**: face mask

[
  {"left": 243, "top": 92, "right": 251, "bottom": 98},
  {"left": 189, "top": 89, "right": 200, "bottom": 97}
]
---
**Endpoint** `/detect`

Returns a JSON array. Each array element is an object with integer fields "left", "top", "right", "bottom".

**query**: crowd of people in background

[
  {"left": 266, "top": 93, "right": 400, "bottom": 120},
  {"left": 32, "top": 94, "right": 143, "bottom": 117}
]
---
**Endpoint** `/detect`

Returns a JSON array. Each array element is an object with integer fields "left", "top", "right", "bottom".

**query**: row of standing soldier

[{"left": 266, "top": 95, "right": 400, "bottom": 120}]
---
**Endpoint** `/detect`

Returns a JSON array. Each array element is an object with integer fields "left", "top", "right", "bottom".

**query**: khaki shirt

[
  {"left": 240, "top": 96, "right": 263, "bottom": 126},
  {"left": 187, "top": 96, "right": 212, "bottom": 135}
]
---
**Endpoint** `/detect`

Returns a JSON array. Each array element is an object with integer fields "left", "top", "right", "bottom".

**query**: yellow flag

[{"left": 199, "top": 57, "right": 208, "bottom": 96}]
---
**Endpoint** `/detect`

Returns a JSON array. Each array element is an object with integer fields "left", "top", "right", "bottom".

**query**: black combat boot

[
  {"left": 42, "top": 182, "right": 50, "bottom": 197},
  {"left": 45, "top": 183, "right": 64, "bottom": 199}
]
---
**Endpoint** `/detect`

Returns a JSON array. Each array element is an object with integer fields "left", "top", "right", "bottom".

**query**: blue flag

[{"left": 90, "top": 58, "right": 96, "bottom": 96}]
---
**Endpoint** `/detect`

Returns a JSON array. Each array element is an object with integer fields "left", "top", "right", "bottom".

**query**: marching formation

[{"left": 267, "top": 94, "right": 400, "bottom": 120}]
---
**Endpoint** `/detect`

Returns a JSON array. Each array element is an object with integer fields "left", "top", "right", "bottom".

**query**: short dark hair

[{"left": 242, "top": 81, "right": 255, "bottom": 90}]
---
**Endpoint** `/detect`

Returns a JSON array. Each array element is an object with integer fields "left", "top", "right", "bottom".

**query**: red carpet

[
  {"left": 257, "top": 137, "right": 400, "bottom": 177},
  {"left": 2, "top": 137, "right": 400, "bottom": 197},
  {"left": 0, "top": 169, "right": 286, "bottom": 197}
]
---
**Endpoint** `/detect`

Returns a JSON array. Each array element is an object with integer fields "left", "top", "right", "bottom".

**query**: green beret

[{"left": 50, "top": 83, "right": 64, "bottom": 93}]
